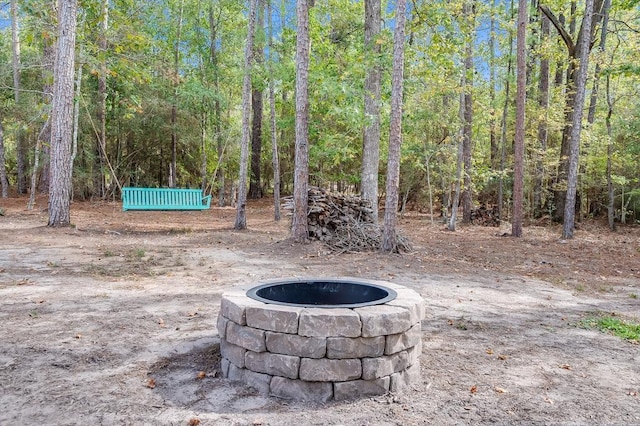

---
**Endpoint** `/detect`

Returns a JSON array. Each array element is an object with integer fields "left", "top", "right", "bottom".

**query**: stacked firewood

[
  {"left": 283, "top": 187, "right": 411, "bottom": 253},
  {"left": 470, "top": 204, "right": 501, "bottom": 227}
]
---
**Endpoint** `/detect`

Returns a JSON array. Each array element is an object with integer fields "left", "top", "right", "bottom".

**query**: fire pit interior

[
  {"left": 217, "top": 278, "right": 425, "bottom": 402},
  {"left": 246, "top": 279, "right": 397, "bottom": 308}
]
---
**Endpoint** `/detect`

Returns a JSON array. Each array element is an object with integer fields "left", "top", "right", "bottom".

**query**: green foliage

[{"left": 579, "top": 315, "right": 640, "bottom": 342}]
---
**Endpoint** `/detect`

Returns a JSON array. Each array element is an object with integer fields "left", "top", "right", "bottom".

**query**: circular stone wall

[{"left": 217, "top": 277, "right": 425, "bottom": 402}]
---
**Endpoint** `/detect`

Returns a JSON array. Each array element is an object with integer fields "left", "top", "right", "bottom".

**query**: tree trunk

[
  {"left": 461, "top": 1, "right": 474, "bottom": 224},
  {"left": 448, "top": 90, "right": 465, "bottom": 232},
  {"left": 234, "top": 0, "right": 258, "bottom": 230},
  {"left": 70, "top": 62, "right": 83, "bottom": 196},
  {"left": 605, "top": 75, "right": 615, "bottom": 231},
  {"left": 169, "top": 0, "right": 185, "bottom": 188},
  {"left": 534, "top": 12, "right": 550, "bottom": 217},
  {"left": 48, "top": 0, "right": 78, "bottom": 227},
  {"left": 361, "top": 0, "right": 382, "bottom": 221},
  {"left": 28, "top": 120, "right": 48, "bottom": 210},
  {"left": 0, "top": 119, "right": 7, "bottom": 198},
  {"left": 291, "top": 0, "right": 311, "bottom": 242},
  {"left": 540, "top": 0, "right": 604, "bottom": 221},
  {"left": 249, "top": 1, "right": 265, "bottom": 200},
  {"left": 39, "top": 28, "right": 56, "bottom": 195},
  {"left": 95, "top": 0, "right": 108, "bottom": 198},
  {"left": 11, "top": 0, "right": 26, "bottom": 194},
  {"left": 200, "top": 111, "right": 208, "bottom": 192},
  {"left": 209, "top": 3, "right": 225, "bottom": 206},
  {"left": 512, "top": 0, "right": 527, "bottom": 238},
  {"left": 267, "top": 0, "right": 281, "bottom": 221},
  {"left": 489, "top": 0, "right": 498, "bottom": 169},
  {"left": 562, "top": 0, "right": 595, "bottom": 239},
  {"left": 587, "top": 0, "right": 610, "bottom": 125},
  {"left": 498, "top": 0, "right": 514, "bottom": 221},
  {"left": 381, "top": 0, "right": 407, "bottom": 253}
]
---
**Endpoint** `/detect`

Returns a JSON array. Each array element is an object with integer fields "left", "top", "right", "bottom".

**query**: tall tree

[
  {"left": 489, "top": 0, "right": 499, "bottom": 170},
  {"left": 234, "top": 0, "right": 258, "bottom": 230},
  {"left": 291, "top": 0, "right": 311, "bottom": 242},
  {"left": 587, "top": 0, "right": 611, "bottom": 124},
  {"left": 534, "top": 12, "right": 550, "bottom": 217},
  {"left": 11, "top": 0, "right": 26, "bottom": 194},
  {"left": 512, "top": 0, "right": 528, "bottom": 237},
  {"left": 361, "top": 0, "right": 382, "bottom": 220},
  {"left": 169, "top": 0, "right": 185, "bottom": 188},
  {"left": 48, "top": 0, "right": 78, "bottom": 226},
  {"left": 95, "top": 0, "right": 109, "bottom": 198},
  {"left": 249, "top": 0, "right": 265, "bottom": 200},
  {"left": 0, "top": 119, "right": 7, "bottom": 198},
  {"left": 562, "top": 0, "right": 595, "bottom": 239},
  {"left": 461, "top": 0, "right": 475, "bottom": 224},
  {"left": 209, "top": 2, "right": 225, "bottom": 206},
  {"left": 267, "top": 0, "right": 281, "bottom": 221},
  {"left": 540, "top": 0, "right": 604, "bottom": 221},
  {"left": 39, "top": 0, "right": 57, "bottom": 194},
  {"left": 381, "top": 0, "right": 407, "bottom": 252}
]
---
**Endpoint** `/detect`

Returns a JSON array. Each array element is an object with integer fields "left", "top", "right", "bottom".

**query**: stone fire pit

[{"left": 217, "top": 278, "right": 425, "bottom": 402}]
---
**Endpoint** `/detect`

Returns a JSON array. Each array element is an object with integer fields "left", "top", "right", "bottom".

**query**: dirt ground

[{"left": 1, "top": 195, "right": 639, "bottom": 425}]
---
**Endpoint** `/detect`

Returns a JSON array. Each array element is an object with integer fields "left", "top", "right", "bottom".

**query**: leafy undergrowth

[{"left": 579, "top": 314, "right": 640, "bottom": 343}]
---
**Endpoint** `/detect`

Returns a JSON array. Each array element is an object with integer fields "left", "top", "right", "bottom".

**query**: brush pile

[
  {"left": 470, "top": 204, "right": 501, "bottom": 227},
  {"left": 283, "top": 187, "right": 411, "bottom": 253}
]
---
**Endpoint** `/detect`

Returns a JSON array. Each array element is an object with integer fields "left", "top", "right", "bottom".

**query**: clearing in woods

[{"left": 0, "top": 196, "right": 638, "bottom": 425}]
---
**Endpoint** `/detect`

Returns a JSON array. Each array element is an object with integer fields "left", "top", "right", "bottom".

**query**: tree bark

[
  {"left": 39, "top": 20, "right": 56, "bottom": 195},
  {"left": 448, "top": 87, "right": 466, "bottom": 232},
  {"left": 169, "top": 0, "right": 185, "bottom": 188},
  {"left": 292, "top": 0, "right": 311, "bottom": 242},
  {"left": 587, "top": 0, "right": 610, "bottom": 125},
  {"left": 361, "top": 0, "right": 382, "bottom": 221},
  {"left": 540, "top": 0, "right": 604, "bottom": 221},
  {"left": 0, "top": 119, "right": 7, "bottom": 198},
  {"left": 267, "top": 0, "right": 281, "bottom": 221},
  {"left": 562, "top": 0, "right": 595, "bottom": 239},
  {"left": 534, "top": 12, "right": 550, "bottom": 217},
  {"left": 48, "top": 0, "right": 78, "bottom": 227},
  {"left": 605, "top": 75, "right": 615, "bottom": 231},
  {"left": 461, "top": 1, "right": 474, "bottom": 224},
  {"left": 498, "top": 0, "right": 514, "bottom": 221},
  {"left": 249, "top": 1, "right": 265, "bottom": 200},
  {"left": 234, "top": 0, "right": 258, "bottom": 230},
  {"left": 489, "top": 0, "right": 498, "bottom": 170},
  {"left": 381, "top": 0, "right": 407, "bottom": 252},
  {"left": 11, "top": 0, "right": 26, "bottom": 194},
  {"left": 512, "top": 0, "right": 528, "bottom": 237},
  {"left": 209, "top": 3, "right": 225, "bottom": 206},
  {"left": 95, "top": 0, "right": 109, "bottom": 198}
]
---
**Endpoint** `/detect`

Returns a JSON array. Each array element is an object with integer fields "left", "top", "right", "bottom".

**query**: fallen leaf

[
  {"left": 470, "top": 385, "right": 478, "bottom": 394},
  {"left": 497, "top": 354, "right": 508, "bottom": 361},
  {"left": 187, "top": 311, "right": 198, "bottom": 317},
  {"left": 252, "top": 419, "right": 264, "bottom": 425},
  {"left": 544, "top": 397, "right": 554, "bottom": 404},
  {"left": 628, "top": 391, "right": 638, "bottom": 397},
  {"left": 188, "top": 418, "right": 201, "bottom": 426},
  {"left": 559, "top": 364, "right": 571, "bottom": 370},
  {"left": 486, "top": 348, "right": 494, "bottom": 355},
  {"left": 494, "top": 386, "right": 507, "bottom": 394},
  {"left": 196, "top": 371, "right": 206, "bottom": 379},
  {"left": 75, "top": 334, "right": 82, "bottom": 339},
  {"left": 146, "top": 378, "right": 156, "bottom": 389},
  {"left": 157, "top": 318, "right": 165, "bottom": 327}
]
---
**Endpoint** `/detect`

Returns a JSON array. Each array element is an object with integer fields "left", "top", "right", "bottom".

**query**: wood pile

[
  {"left": 470, "top": 204, "right": 501, "bottom": 227},
  {"left": 283, "top": 187, "right": 411, "bottom": 253}
]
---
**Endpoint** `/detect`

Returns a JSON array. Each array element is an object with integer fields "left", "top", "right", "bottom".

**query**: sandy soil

[{"left": 0, "top": 195, "right": 639, "bottom": 425}]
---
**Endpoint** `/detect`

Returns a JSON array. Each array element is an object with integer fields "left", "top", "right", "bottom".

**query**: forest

[{"left": 0, "top": 0, "right": 639, "bottom": 236}]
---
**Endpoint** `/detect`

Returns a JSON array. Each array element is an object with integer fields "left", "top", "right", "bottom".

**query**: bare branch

[{"left": 539, "top": 4, "right": 575, "bottom": 55}]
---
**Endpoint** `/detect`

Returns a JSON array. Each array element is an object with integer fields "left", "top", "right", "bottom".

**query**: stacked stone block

[{"left": 217, "top": 279, "right": 425, "bottom": 402}]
